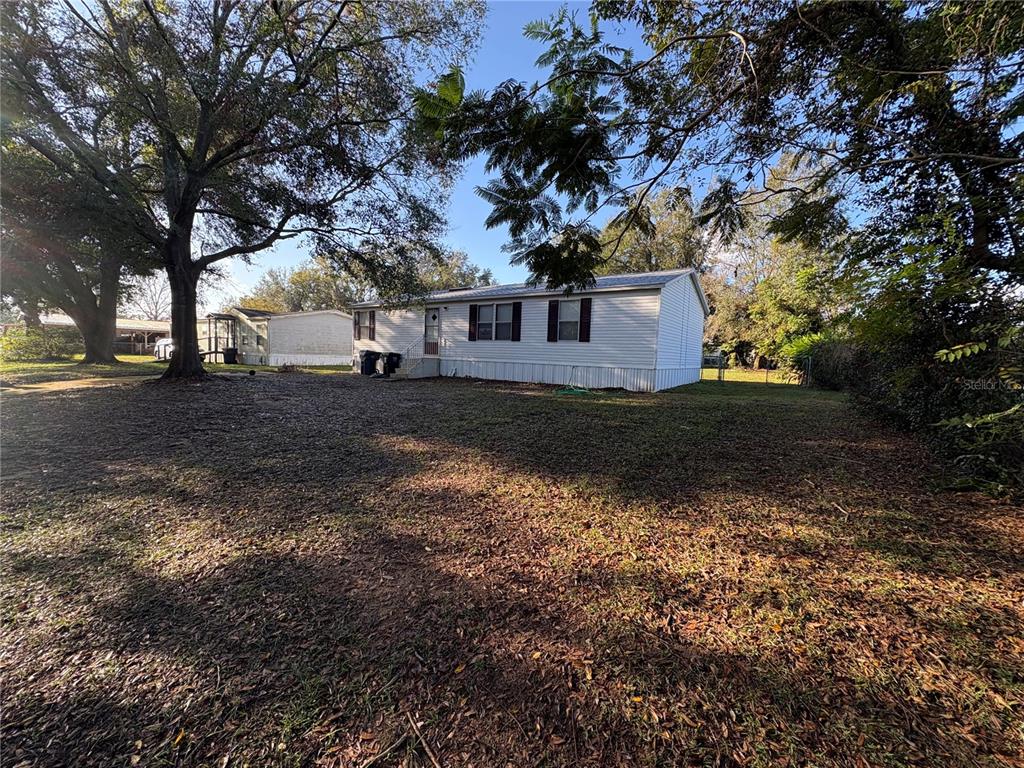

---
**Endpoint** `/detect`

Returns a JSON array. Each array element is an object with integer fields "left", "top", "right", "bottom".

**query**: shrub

[
  {"left": 932, "top": 327, "right": 1024, "bottom": 496},
  {"left": 848, "top": 307, "right": 1023, "bottom": 497},
  {"left": 0, "top": 326, "right": 83, "bottom": 361},
  {"left": 780, "top": 332, "right": 855, "bottom": 390}
]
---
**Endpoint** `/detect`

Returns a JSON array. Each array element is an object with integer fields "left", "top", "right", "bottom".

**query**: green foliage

[
  {"left": 0, "top": 326, "right": 82, "bottom": 362},
  {"left": 0, "top": 141, "right": 154, "bottom": 360},
  {"left": 702, "top": 273, "right": 754, "bottom": 363},
  {"left": 595, "top": 188, "right": 706, "bottom": 275},
  {"left": 697, "top": 180, "right": 748, "bottom": 242},
  {"left": 237, "top": 250, "right": 493, "bottom": 312},
  {"left": 3, "top": 0, "right": 484, "bottom": 375},
  {"left": 780, "top": 332, "right": 855, "bottom": 391},
  {"left": 417, "top": 0, "right": 1023, "bottom": 494},
  {"left": 414, "top": 249, "right": 494, "bottom": 292},
  {"left": 779, "top": 332, "right": 826, "bottom": 367},
  {"left": 845, "top": 217, "right": 1024, "bottom": 495},
  {"left": 932, "top": 323, "right": 1024, "bottom": 495},
  {"left": 935, "top": 341, "right": 989, "bottom": 363},
  {"left": 701, "top": 156, "right": 850, "bottom": 368},
  {"left": 748, "top": 244, "right": 847, "bottom": 361},
  {"left": 236, "top": 259, "right": 364, "bottom": 314}
]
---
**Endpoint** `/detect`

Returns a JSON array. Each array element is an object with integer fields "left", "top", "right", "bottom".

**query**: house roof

[
  {"left": 350, "top": 268, "right": 702, "bottom": 309},
  {"left": 39, "top": 313, "right": 171, "bottom": 333},
  {"left": 232, "top": 306, "right": 276, "bottom": 318},
  {"left": 204, "top": 307, "right": 352, "bottom": 323},
  {"left": 270, "top": 309, "right": 352, "bottom": 320}
]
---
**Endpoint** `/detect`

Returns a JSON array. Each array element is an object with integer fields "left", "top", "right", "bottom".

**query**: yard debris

[
  {"left": 406, "top": 712, "right": 443, "bottom": 768},
  {"left": 1, "top": 374, "right": 1021, "bottom": 767}
]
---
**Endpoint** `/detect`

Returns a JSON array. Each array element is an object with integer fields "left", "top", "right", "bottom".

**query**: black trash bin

[
  {"left": 360, "top": 350, "right": 382, "bottom": 375},
  {"left": 383, "top": 352, "right": 402, "bottom": 377},
  {"left": 223, "top": 347, "right": 238, "bottom": 365}
]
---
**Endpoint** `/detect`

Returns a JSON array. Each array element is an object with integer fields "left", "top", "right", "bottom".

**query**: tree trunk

[
  {"left": 80, "top": 315, "right": 118, "bottom": 363},
  {"left": 162, "top": 256, "right": 206, "bottom": 379},
  {"left": 79, "top": 255, "right": 122, "bottom": 364},
  {"left": 21, "top": 303, "right": 42, "bottom": 329}
]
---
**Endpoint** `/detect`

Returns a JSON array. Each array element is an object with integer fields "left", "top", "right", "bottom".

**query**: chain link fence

[{"left": 700, "top": 353, "right": 801, "bottom": 385}]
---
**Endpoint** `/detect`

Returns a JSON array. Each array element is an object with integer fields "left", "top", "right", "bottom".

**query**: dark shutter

[
  {"left": 353, "top": 313, "right": 360, "bottom": 341},
  {"left": 468, "top": 304, "right": 478, "bottom": 341},
  {"left": 579, "top": 297, "right": 592, "bottom": 343},
  {"left": 547, "top": 300, "right": 559, "bottom": 342},
  {"left": 368, "top": 310, "right": 376, "bottom": 341},
  {"left": 511, "top": 301, "right": 522, "bottom": 341}
]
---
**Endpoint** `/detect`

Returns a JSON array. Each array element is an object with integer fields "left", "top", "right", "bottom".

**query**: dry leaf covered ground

[{"left": 1, "top": 374, "right": 1021, "bottom": 767}]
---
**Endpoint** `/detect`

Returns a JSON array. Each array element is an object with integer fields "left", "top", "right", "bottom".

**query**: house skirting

[
  {"left": 438, "top": 358, "right": 700, "bottom": 393},
  {"left": 654, "top": 367, "right": 702, "bottom": 390},
  {"left": 267, "top": 353, "right": 351, "bottom": 367},
  {"left": 238, "top": 352, "right": 267, "bottom": 366},
  {"left": 237, "top": 352, "right": 350, "bottom": 367}
]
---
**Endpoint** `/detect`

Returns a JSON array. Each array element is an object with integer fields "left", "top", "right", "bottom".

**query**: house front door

[{"left": 424, "top": 309, "right": 439, "bottom": 355}]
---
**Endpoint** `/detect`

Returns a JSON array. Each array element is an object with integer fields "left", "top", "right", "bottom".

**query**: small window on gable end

[{"left": 355, "top": 311, "right": 373, "bottom": 340}]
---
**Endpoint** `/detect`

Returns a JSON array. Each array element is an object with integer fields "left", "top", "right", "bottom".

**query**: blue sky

[{"left": 204, "top": 1, "right": 648, "bottom": 311}]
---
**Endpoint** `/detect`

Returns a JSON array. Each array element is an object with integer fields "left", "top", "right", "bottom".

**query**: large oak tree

[
  {"left": 2, "top": 0, "right": 481, "bottom": 378},
  {"left": 1, "top": 143, "right": 155, "bottom": 362}
]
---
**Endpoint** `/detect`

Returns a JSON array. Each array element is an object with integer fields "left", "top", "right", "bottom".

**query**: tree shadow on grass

[
  {"left": 5, "top": 517, "right": 1017, "bottom": 767},
  {"left": 2, "top": 374, "right": 1022, "bottom": 766}
]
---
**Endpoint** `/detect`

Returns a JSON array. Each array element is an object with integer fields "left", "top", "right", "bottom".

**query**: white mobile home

[
  {"left": 349, "top": 269, "right": 708, "bottom": 392},
  {"left": 200, "top": 307, "right": 353, "bottom": 366}
]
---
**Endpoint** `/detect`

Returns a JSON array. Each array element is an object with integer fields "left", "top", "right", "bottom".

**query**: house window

[
  {"left": 354, "top": 310, "right": 375, "bottom": 340},
  {"left": 469, "top": 302, "right": 521, "bottom": 342},
  {"left": 494, "top": 303, "right": 513, "bottom": 340},
  {"left": 558, "top": 299, "right": 580, "bottom": 341},
  {"left": 477, "top": 304, "right": 494, "bottom": 340},
  {"left": 475, "top": 303, "right": 514, "bottom": 340}
]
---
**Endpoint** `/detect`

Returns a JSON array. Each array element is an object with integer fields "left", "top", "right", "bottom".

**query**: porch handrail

[{"left": 400, "top": 333, "right": 425, "bottom": 361}]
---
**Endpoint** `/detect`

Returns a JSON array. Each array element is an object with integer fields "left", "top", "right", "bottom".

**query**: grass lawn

[
  {"left": 0, "top": 354, "right": 351, "bottom": 385},
  {"left": 1, "top": 376, "right": 1021, "bottom": 767},
  {"left": 701, "top": 366, "right": 800, "bottom": 384}
]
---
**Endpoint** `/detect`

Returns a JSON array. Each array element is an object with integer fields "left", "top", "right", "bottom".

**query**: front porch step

[
  {"left": 378, "top": 358, "right": 440, "bottom": 381},
  {"left": 400, "top": 358, "right": 440, "bottom": 379}
]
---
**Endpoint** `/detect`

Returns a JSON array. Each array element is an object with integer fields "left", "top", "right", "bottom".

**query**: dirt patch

[{"left": 2, "top": 374, "right": 159, "bottom": 395}]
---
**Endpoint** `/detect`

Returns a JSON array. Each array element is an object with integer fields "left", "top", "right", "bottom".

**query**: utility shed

[{"left": 349, "top": 269, "right": 709, "bottom": 392}]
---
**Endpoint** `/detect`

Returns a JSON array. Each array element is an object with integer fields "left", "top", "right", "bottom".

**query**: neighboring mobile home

[
  {"left": 199, "top": 307, "right": 352, "bottom": 366},
  {"left": 349, "top": 269, "right": 708, "bottom": 392},
  {"left": 6, "top": 313, "right": 172, "bottom": 354}
]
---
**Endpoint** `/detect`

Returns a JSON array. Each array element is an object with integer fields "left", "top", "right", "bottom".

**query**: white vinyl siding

[
  {"left": 352, "top": 308, "right": 423, "bottom": 359},
  {"left": 350, "top": 277, "right": 707, "bottom": 392},
  {"left": 445, "top": 290, "right": 659, "bottom": 368},
  {"left": 234, "top": 316, "right": 268, "bottom": 364},
  {"left": 266, "top": 312, "right": 352, "bottom": 365},
  {"left": 654, "top": 274, "right": 705, "bottom": 387}
]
